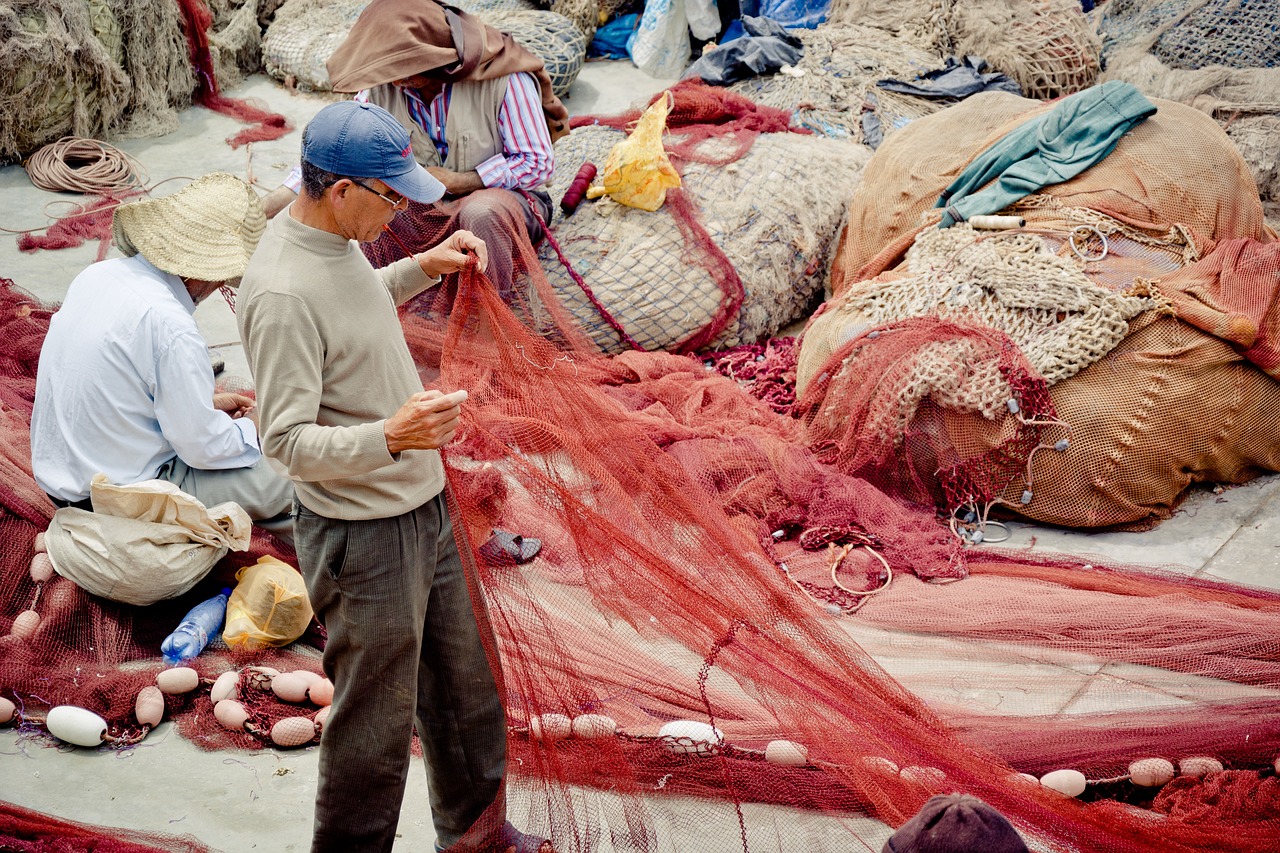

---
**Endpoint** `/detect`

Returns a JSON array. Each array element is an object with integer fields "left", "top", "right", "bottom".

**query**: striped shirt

[{"left": 284, "top": 72, "right": 554, "bottom": 193}]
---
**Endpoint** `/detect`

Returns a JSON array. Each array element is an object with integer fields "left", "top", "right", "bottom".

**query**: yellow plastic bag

[
  {"left": 586, "top": 92, "right": 682, "bottom": 211},
  {"left": 223, "top": 555, "right": 314, "bottom": 650}
]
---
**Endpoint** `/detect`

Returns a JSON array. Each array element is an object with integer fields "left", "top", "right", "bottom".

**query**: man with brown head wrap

[{"left": 262, "top": 0, "right": 569, "bottom": 309}]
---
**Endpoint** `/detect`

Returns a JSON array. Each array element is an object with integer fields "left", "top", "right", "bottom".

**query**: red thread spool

[{"left": 560, "top": 162, "right": 597, "bottom": 215}]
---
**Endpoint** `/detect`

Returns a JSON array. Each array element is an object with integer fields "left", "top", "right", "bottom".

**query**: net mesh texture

[
  {"left": 6, "top": 158, "right": 1280, "bottom": 852},
  {"left": 4, "top": 28, "right": 1280, "bottom": 852}
]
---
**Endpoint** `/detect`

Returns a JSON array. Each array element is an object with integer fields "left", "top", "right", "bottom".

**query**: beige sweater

[{"left": 238, "top": 210, "right": 443, "bottom": 520}]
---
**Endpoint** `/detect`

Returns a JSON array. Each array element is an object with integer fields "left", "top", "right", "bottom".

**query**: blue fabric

[
  {"left": 682, "top": 15, "right": 803, "bottom": 84},
  {"left": 758, "top": 0, "right": 829, "bottom": 28},
  {"left": 720, "top": 19, "right": 746, "bottom": 43},
  {"left": 877, "top": 55, "right": 1021, "bottom": 99},
  {"left": 590, "top": 13, "right": 638, "bottom": 60},
  {"left": 936, "top": 81, "right": 1157, "bottom": 228}
]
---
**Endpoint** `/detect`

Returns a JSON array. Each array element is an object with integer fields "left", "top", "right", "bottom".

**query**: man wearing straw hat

[
  {"left": 239, "top": 100, "right": 552, "bottom": 853},
  {"left": 31, "top": 172, "right": 294, "bottom": 542},
  {"left": 261, "top": 0, "right": 568, "bottom": 308}
]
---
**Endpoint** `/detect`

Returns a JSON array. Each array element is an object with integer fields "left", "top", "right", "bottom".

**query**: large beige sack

[{"left": 45, "top": 475, "right": 252, "bottom": 606}]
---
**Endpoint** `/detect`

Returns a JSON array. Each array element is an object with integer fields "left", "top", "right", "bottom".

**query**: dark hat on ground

[
  {"left": 883, "top": 794, "right": 1029, "bottom": 853},
  {"left": 302, "top": 100, "right": 445, "bottom": 204}
]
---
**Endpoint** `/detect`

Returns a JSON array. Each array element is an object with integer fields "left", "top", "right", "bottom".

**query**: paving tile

[
  {"left": 1201, "top": 479, "right": 1280, "bottom": 591},
  {"left": 990, "top": 474, "right": 1280, "bottom": 575}
]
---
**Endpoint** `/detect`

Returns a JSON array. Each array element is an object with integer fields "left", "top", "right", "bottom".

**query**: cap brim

[{"left": 384, "top": 162, "right": 447, "bottom": 204}]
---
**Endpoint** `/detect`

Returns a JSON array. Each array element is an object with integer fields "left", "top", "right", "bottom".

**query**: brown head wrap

[{"left": 327, "top": 0, "right": 569, "bottom": 141}]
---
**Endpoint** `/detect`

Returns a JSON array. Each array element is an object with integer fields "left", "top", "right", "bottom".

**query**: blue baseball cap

[{"left": 302, "top": 101, "right": 445, "bottom": 204}]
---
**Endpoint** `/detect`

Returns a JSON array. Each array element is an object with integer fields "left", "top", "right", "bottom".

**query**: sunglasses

[{"left": 349, "top": 179, "right": 407, "bottom": 209}]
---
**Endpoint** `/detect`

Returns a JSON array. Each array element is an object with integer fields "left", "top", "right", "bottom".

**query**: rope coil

[{"left": 24, "top": 137, "right": 147, "bottom": 195}]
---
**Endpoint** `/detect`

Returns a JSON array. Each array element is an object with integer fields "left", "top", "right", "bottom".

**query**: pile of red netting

[
  {"left": 5, "top": 88, "right": 1280, "bottom": 849},
  {"left": 9, "top": 243, "right": 1280, "bottom": 849}
]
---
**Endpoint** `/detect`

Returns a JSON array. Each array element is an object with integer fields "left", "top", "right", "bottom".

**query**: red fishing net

[
  {"left": 174, "top": 0, "right": 292, "bottom": 149},
  {"left": 0, "top": 800, "right": 212, "bottom": 853},
  {"left": 4, "top": 92, "right": 1280, "bottom": 853}
]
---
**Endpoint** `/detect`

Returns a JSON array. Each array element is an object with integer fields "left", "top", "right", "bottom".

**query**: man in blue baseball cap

[{"left": 238, "top": 100, "right": 537, "bottom": 853}]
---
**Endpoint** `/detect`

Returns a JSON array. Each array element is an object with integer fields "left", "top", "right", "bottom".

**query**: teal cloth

[{"left": 936, "top": 81, "right": 1157, "bottom": 228}]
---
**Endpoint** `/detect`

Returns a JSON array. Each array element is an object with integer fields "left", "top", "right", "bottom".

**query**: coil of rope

[{"left": 23, "top": 136, "right": 147, "bottom": 195}]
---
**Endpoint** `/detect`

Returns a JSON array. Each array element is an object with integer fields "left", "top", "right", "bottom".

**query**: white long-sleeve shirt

[{"left": 32, "top": 254, "right": 261, "bottom": 502}]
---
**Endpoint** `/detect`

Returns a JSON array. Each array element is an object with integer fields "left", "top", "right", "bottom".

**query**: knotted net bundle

[{"left": 825, "top": 0, "right": 1101, "bottom": 101}]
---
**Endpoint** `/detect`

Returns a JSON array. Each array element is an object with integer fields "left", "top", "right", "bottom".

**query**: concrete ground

[{"left": 2, "top": 59, "right": 1279, "bottom": 852}]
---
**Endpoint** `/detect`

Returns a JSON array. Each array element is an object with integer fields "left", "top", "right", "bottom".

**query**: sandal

[
  {"left": 435, "top": 821, "right": 554, "bottom": 853},
  {"left": 478, "top": 529, "right": 542, "bottom": 565},
  {"left": 496, "top": 821, "right": 555, "bottom": 853}
]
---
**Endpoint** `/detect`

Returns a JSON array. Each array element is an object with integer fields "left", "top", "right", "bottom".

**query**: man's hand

[
  {"left": 214, "top": 392, "right": 256, "bottom": 419},
  {"left": 384, "top": 389, "right": 468, "bottom": 455},
  {"left": 415, "top": 231, "right": 489, "bottom": 278},
  {"left": 426, "top": 166, "right": 484, "bottom": 197}
]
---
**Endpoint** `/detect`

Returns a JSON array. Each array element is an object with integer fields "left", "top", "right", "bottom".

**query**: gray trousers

[
  {"left": 295, "top": 493, "right": 507, "bottom": 853},
  {"left": 156, "top": 456, "right": 295, "bottom": 545}
]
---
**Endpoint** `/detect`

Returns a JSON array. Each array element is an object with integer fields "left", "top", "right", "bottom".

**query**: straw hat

[{"left": 112, "top": 172, "right": 266, "bottom": 282}]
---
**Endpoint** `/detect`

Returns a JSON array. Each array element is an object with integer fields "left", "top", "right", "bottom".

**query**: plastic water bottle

[{"left": 161, "top": 588, "right": 231, "bottom": 665}]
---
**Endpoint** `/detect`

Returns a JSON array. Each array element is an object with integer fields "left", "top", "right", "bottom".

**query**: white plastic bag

[
  {"left": 630, "top": 0, "right": 692, "bottom": 79},
  {"left": 686, "top": 0, "right": 721, "bottom": 42}
]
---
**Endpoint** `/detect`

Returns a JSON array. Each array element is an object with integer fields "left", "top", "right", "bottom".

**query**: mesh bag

[
  {"left": 800, "top": 223, "right": 1155, "bottom": 396},
  {"left": 540, "top": 124, "right": 867, "bottom": 352},
  {"left": 1102, "top": 0, "right": 1280, "bottom": 71},
  {"left": 261, "top": 0, "right": 369, "bottom": 92},
  {"left": 944, "top": 0, "right": 1101, "bottom": 100},
  {"left": 830, "top": 90, "right": 1272, "bottom": 292},
  {"left": 0, "top": 0, "right": 280, "bottom": 160},
  {"left": 548, "top": 0, "right": 600, "bottom": 39},
  {"left": 1224, "top": 116, "right": 1280, "bottom": 223},
  {"left": 1000, "top": 310, "right": 1280, "bottom": 528},
  {"left": 205, "top": 0, "right": 266, "bottom": 91},
  {"left": 0, "top": 0, "right": 130, "bottom": 162},
  {"left": 477, "top": 9, "right": 588, "bottom": 97},
  {"left": 805, "top": 85, "right": 1280, "bottom": 528},
  {"left": 263, "top": 0, "right": 585, "bottom": 96}
]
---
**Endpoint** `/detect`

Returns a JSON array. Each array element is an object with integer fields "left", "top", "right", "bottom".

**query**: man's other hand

[
  {"left": 415, "top": 231, "right": 489, "bottom": 278},
  {"left": 384, "top": 389, "right": 468, "bottom": 454}
]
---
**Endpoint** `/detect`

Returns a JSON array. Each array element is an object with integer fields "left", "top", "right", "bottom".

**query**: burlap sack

[{"left": 44, "top": 475, "right": 252, "bottom": 605}]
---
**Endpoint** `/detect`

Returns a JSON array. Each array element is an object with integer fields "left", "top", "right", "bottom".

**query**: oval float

[
  {"left": 764, "top": 740, "right": 808, "bottom": 767},
  {"left": 134, "top": 686, "right": 164, "bottom": 727},
  {"left": 214, "top": 699, "right": 249, "bottom": 730},
  {"left": 46, "top": 705, "right": 107, "bottom": 747},
  {"left": 156, "top": 667, "right": 200, "bottom": 695},
  {"left": 271, "top": 716, "right": 317, "bottom": 748},
  {"left": 1040, "top": 769, "right": 1087, "bottom": 797},
  {"left": 210, "top": 671, "right": 240, "bottom": 704},
  {"left": 658, "top": 720, "right": 723, "bottom": 755},
  {"left": 570, "top": 714, "right": 616, "bottom": 739}
]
